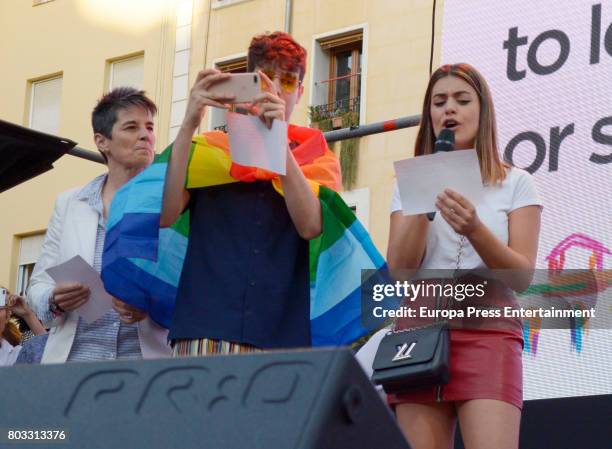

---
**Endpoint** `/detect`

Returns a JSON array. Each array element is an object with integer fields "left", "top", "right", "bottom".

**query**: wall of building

[
  {"left": 192, "top": 0, "right": 444, "bottom": 252},
  {"left": 0, "top": 0, "right": 444, "bottom": 290},
  {"left": 0, "top": 0, "right": 177, "bottom": 289}
]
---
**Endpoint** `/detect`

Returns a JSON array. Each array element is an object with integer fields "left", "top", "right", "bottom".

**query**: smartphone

[
  {"left": 208, "top": 72, "right": 262, "bottom": 104},
  {"left": 0, "top": 288, "right": 6, "bottom": 307}
]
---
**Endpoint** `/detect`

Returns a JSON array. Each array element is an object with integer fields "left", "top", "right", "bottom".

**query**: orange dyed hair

[{"left": 247, "top": 31, "right": 307, "bottom": 81}]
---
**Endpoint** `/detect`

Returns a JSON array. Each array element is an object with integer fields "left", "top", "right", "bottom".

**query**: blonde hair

[
  {"left": 0, "top": 285, "right": 21, "bottom": 346},
  {"left": 2, "top": 319, "right": 21, "bottom": 346},
  {"left": 414, "top": 63, "right": 509, "bottom": 185}
]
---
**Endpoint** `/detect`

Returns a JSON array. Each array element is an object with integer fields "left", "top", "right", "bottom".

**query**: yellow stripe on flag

[
  {"left": 271, "top": 178, "right": 320, "bottom": 198},
  {"left": 186, "top": 136, "right": 237, "bottom": 188}
]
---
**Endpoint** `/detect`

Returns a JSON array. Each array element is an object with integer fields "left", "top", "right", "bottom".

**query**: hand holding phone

[
  {"left": 181, "top": 69, "right": 231, "bottom": 129},
  {"left": 207, "top": 72, "right": 262, "bottom": 104},
  {"left": 249, "top": 70, "right": 286, "bottom": 129}
]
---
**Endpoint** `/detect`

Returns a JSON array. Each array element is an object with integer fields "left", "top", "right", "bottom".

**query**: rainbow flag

[{"left": 102, "top": 125, "right": 385, "bottom": 347}]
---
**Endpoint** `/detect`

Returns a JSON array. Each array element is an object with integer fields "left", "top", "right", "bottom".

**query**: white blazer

[{"left": 27, "top": 186, "right": 172, "bottom": 364}]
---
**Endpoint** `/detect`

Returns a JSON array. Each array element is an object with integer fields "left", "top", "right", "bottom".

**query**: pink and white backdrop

[{"left": 441, "top": 0, "right": 612, "bottom": 400}]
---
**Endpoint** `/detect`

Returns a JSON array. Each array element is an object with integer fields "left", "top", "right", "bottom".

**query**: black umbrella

[{"left": 0, "top": 119, "right": 104, "bottom": 194}]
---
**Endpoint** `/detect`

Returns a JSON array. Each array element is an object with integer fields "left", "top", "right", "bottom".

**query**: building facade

[{"left": 0, "top": 0, "right": 443, "bottom": 292}]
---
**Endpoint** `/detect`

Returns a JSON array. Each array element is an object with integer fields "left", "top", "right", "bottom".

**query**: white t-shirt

[
  {"left": 391, "top": 166, "right": 542, "bottom": 270},
  {"left": 0, "top": 339, "right": 21, "bottom": 367}
]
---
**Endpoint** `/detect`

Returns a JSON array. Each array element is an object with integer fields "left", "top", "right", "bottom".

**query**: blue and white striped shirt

[{"left": 65, "top": 174, "right": 142, "bottom": 362}]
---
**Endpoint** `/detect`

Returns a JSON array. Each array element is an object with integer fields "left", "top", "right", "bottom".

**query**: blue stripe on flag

[
  {"left": 102, "top": 256, "right": 177, "bottom": 328},
  {"left": 107, "top": 163, "right": 167, "bottom": 229},
  {"left": 310, "top": 220, "right": 385, "bottom": 320},
  {"left": 311, "top": 284, "right": 367, "bottom": 346},
  {"left": 128, "top": 227, "right": 188, "bottom": 287},
  {"left": 104, "top": 213, "right": 161, "bottom": 262}
]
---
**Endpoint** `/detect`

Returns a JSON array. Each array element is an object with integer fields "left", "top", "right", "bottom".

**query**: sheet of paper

[
  {"left": 227, "top": 111, "right": 288, "bottom": 175},
  {"left": 46, "top": 255, "right": 113, "bottom": 323},
  {"left": 394, "top": 149, "right": 484, "bottom": 215}
]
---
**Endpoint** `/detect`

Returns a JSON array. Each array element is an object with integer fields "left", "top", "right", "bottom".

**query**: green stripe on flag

[
  {"left": 183, "top": 142, "right": 197, "bottom": 187},
  {"left": 309, "top": 186, "right": 358, "bottom": 281},
  {"left": 170, "top": 209, "right": 190, "bottom": 237},
  {"left": 318, "top": 186, "right": 357, "bottom": 245},
  {"left": 154, "top": 143, "right": 173, "bottom": 163}
]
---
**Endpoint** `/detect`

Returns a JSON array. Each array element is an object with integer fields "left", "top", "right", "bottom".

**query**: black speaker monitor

[{"left": 0, "top": 348, "right": 410, "bottom": 449}]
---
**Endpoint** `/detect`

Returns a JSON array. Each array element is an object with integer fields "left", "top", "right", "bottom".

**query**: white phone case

[{"left": 208, "top": 72, "right": 262, "bottom": 104}]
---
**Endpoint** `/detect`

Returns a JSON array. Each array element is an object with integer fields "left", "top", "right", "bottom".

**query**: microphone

[{"left": 426, "top": 128, "right": 455, "bottom": 221}]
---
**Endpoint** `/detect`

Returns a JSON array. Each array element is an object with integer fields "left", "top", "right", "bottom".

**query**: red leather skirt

[
  {"left": 388, "top": 276, "right": 524, "bottom": 410},
  {"left": 388, "top": 328, "right": 523, "bottom": 410}
]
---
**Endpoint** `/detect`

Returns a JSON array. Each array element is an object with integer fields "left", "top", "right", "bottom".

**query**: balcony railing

[{"left": 311, "top": 96, "right": 360, "bottom": 121}]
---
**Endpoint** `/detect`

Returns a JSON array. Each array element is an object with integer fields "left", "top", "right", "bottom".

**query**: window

[
  {"left": 217, "top": 58, "right": 248, "bottom": 73},
  {"left": 29, "top": 76, "right": 62, "bottom": 135},
  {"left": 109, "top": 55, "right": 144, "bottom": 90},
  {"left": 209, "top": 56, "right": 247, "bottom": 132},
  {"left": 324, "top": 37, "right": 362, "bottom": 118},
  {"left": 16, "top": 234, "right": 45, "bottom": 296},
  {"left": 311, "top": 30, "right": 363, "bottom": 127}
]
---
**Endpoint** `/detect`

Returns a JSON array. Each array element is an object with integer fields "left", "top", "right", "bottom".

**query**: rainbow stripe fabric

[{"left": 102, "top": 125, "right": 385, "bottom": 347}]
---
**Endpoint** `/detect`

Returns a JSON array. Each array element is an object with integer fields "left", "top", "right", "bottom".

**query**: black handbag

[
  {"left": 371, "top": 236, "right": 466, "bottom": 395},
  {"left": 371, "top": 321, "right": 450, "bottom": 394}
]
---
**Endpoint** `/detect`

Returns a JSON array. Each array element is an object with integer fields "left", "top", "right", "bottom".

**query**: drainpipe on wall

[{"left": 284, "top": 0, "right": 292, "bottom": 33}]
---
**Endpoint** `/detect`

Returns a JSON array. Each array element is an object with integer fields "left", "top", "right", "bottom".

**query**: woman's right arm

[
  {"left": 160, "top": 69, "right": 233, "bottom": 227},
  {"left": 387, "top": 212, "right": 430, "bottom": 270},
  {"left": 27, "top": 192, "right": 67, "bottom": 325},
  {"left": 9, "top": 295, "right": 46, "bottom": 336}
]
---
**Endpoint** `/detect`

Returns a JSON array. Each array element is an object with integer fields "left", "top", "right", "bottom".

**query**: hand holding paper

[
  {"left": 46, "top": 256, "right": 113, "bottom": 323},
  {"left": 394, "top": 149, "right": 484, "bottom": 215},
  {"left": 436, "top": 188, "right": 483, "bottom": 236},
  {"left": 49, "top": 283, "right": 90, "bottom": 312}
]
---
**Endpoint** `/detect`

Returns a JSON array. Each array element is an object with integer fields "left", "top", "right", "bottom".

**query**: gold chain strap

[{"left": 390, "top": 233, "right": 467, "bottom": 334}]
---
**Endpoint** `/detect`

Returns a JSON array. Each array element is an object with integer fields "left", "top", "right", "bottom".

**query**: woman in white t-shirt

[{"left": 387, "top": 64, "right": 542, "bottom": 449}]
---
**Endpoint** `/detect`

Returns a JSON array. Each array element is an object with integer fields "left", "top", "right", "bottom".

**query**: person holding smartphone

[
  {"left": 0, "top": 287, "right": 46, "bottom": 366},
  {"left": 158, "top": 31, "right": 341, "bottom": 356}
]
